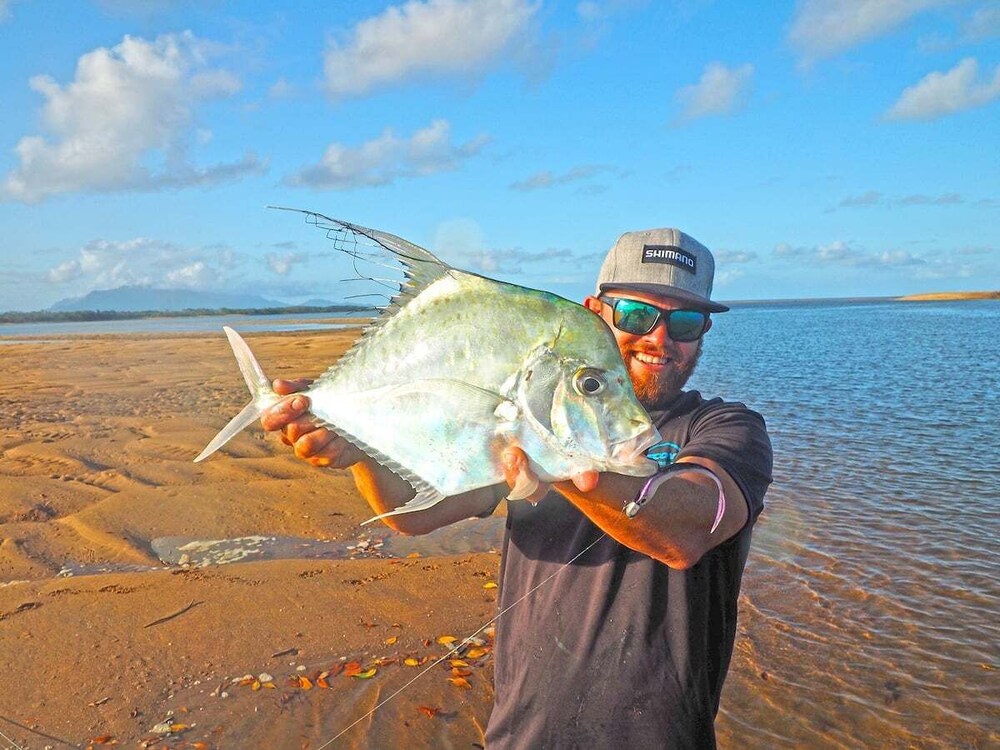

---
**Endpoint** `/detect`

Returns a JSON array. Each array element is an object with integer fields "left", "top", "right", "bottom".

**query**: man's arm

[
  {"left": 502, "top": 450, "right": 749, "bottom": 569},
  {"left": 261, "top": 379, "right": 501, "bottom": 536}
]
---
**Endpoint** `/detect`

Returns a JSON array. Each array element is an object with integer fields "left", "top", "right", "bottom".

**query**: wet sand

[{"left": 0, "top": 330, "right": 500, "bottom": 748}]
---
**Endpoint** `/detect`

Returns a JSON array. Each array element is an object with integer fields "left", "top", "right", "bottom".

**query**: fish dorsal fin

[{"left": 270, "top": 207, "right": 454, "bottom": 377}]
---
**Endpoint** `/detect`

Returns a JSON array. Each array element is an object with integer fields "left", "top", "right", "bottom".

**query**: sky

[{"left": 0, "top": 0, "right": 997, "bottom": 312}]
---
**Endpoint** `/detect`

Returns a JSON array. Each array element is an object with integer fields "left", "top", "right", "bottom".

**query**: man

[{"left": 262, "top": 228, "right": 772, "bottom": 748}]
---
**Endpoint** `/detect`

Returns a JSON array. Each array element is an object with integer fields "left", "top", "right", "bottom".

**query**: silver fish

[{"left": 195, "top": 211, "right": 660, "bottom": 523}]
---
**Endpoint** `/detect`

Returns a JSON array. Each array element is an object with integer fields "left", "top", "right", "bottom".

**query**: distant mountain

[{"left": 50, "top": 286, "right": 286, "bottom": 313}]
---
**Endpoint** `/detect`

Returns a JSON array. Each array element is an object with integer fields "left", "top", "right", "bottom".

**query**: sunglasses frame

[{"left": 599, "top": 296, "right": 710, "bottom": 342}]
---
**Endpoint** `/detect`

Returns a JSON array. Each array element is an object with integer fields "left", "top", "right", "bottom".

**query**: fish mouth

[{"left": 609, "top": 424, "right": 661, "bottom": 476}]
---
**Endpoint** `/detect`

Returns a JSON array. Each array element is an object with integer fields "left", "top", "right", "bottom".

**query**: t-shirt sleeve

[{"left": 675, "top": 401, "right": 773, "bottom": 523}]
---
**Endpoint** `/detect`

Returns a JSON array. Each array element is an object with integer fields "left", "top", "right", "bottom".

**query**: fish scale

[{"left": 196, "top": 210, "right": 660, "bottom": 523}]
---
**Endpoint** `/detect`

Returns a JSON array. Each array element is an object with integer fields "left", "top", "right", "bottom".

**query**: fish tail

[{"left": 194, "top": 326, "right": 279, "bottom": 462}]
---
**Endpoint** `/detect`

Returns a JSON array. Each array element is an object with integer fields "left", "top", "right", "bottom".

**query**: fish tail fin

[{"left": 194, "top": 326, "right": 279, "bottom": 462}]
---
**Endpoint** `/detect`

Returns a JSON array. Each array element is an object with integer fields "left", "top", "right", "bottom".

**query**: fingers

[
  {"left": 261, "top": 395, "right": 310, "bottom": 432},
  {"left": 273, "top": 378, "right": 313, "bottom": 396},
  {"left": 570, "top": 470, "right": 599, "bottom": 493},
  {"left": 501, "top": 447, "right": 548, "bottom": 504}
]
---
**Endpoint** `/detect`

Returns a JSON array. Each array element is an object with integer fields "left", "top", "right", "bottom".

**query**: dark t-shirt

[{"left": 485, "top": 391, "right": 773, "bottom": 749}]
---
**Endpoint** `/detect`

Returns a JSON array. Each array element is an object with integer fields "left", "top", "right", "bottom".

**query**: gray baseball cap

[{"left": 595, "top": 227, "right": 729, "bottom": 313}]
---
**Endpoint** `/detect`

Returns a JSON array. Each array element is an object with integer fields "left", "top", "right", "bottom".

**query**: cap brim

[{"left": 599, "top": 283, "right": 730, "bottom": 313}]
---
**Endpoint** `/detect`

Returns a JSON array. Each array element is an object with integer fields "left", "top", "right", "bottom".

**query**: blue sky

[{"left": 0, "top": 0, "right": 997, "bottom": 312}]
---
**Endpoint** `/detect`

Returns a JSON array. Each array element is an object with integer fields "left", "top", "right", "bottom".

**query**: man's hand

[
  {"left": 260, "top": 378, "right": 362, "bottom": 469},
  {"left": 500, "top": 447, "right": 599, "bottom": 502}
]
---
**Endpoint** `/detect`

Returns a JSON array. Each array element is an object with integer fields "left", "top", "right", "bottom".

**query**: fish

[{"left": 195, "top": 210, "right": 661, "bottom": 523}]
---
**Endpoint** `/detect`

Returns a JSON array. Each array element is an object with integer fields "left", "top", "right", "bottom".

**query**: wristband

[{"left": 624, "top": 462, "right": 726, "bottom": 533}]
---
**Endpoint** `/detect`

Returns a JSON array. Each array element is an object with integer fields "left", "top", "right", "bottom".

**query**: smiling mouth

[{"left": 632, "top": 352, "right": 670, "bottom": 366}]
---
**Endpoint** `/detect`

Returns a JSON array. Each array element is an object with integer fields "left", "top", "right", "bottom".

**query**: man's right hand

[{"left": 260, "top": 378, "right": 363, "bottom": 469}]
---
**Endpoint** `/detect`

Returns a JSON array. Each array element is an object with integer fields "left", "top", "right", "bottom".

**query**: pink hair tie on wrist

[{"left": 624, "top": 463, "right": 726, "bottom": 533}]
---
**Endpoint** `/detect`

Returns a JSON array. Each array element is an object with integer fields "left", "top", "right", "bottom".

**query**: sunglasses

[{"left": 600, "top": 296, "right": 710, "bottom": 342}]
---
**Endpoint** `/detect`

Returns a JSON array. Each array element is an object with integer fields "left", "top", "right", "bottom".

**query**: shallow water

[
  {"left": 694, "top": 300, "right": 1000, "bottom": 749},
  {"left": 149, "top": 517, "right": 506, "bottom": 568}
]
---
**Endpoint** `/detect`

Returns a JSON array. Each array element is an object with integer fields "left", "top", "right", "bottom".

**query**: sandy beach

[
  {"left": 4, "top": 321, "right": 997, "bottom": 750},
  {"left": 0, "top": 330, "right": 500, "bottom": 749}
]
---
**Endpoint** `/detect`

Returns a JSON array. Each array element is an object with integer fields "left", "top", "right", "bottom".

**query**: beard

[{"left": 628, "top": 339, "right": 703, "bottom": 410}]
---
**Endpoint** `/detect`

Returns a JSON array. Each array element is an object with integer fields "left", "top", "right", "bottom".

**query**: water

[
  {"left": 0, "top": 310, "right": 367, "bottom": 338},
  {"left": 690, "top": 299, "right": 1000, "bottom": 749},
  {"left": 2, "top": 299, "right": 997, "bottom": 747}
]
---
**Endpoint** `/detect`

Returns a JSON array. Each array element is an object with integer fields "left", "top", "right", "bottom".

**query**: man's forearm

[{"left": 553, "top": 458, "right": 748, "bottom": 569}]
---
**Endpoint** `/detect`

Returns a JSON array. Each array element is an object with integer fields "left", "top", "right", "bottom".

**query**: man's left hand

[{"left": 500, "top": 447, "right": 599, "bottom": 503}]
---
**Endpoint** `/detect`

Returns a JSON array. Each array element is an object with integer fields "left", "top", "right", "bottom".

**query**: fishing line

[
  {"left": 315, "top": 532, "right": 608, "bottom": 749},
  {"left": 0, "top": 726, "right": 27, "bottom": 750}
]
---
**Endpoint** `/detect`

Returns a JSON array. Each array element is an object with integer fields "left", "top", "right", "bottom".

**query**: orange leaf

[
  {"left": 384, "top": 636, "right": 398, "bottom": 645},
  {"left": 354, "top": 667, "right": 378, "bottom": 679},
  {"left": 90, "top": 737, "right": 115, "bottom": 745},
  {"left": 483, "top": 581, "right": 498, "bottom": 589},
  {"left": 451, "top": 667, "right": 472, "bottom": 678},
  {"left": 465, "top": 647, "right": 488, "bottom": 659},
  {"left": 317, "top": 677, "right": 329, "bottom": 689},
  {"left": 406, "top": 552, "right": 421, "bottom": 558},
  {"left": 343, "top": 661, "right": 362, "bottom": 677},
  {"left": 448, "top": 676, "right": 472, "bottom": 689},
  {"left": 418, "top": 706, "right": 441, "bottom": 718},
  {"left": 404, "top": 657, "right": 421, "bottom": 667},
  {"left": 251, "top": 680, "right": 261, "bottom": 691},
  {"left": 298, "top": 676, "right": 313, "bottom": 690},
  {"left": 437, "top": 635, "right": 457, "bottom": 645},
  {"left": 449, "top": 659, "right": 469, "bottom": 668}
]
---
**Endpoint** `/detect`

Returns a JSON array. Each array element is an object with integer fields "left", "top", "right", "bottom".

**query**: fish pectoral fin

[{"left": 361, "top": 489, "right": 447, "bottom": 525}]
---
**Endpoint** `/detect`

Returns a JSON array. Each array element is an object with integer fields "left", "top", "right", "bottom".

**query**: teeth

[{"left": 634, "top": 352, "right": 667, "bottom": 365}]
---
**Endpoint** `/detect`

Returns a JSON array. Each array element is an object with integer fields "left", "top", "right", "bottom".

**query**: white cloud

[
  {"left": 285, "top": 119, "right": 489, "bottom": 190},
  {"left": 266, "top": 252, "right": 307, "bottom": 276},
  {"left": 885, "top": 57, "right": 1000, "bottom": 120},
  {"left": 773, "top": 240, "right": 927, "bottom": 268},
  {"left": 789, "top": 0, "right": 952, "bottom": 63},
  {"left": 2, "top": 31, "right": 264, "bottom": 203},
  {"left": 963, "top": 4, "right": 1000, "bottom": 41},
  {"left": 509, "top": 164, "right": 623, "bottom": 191},
  {"left": 576, "top": 0, "right": 647, "bottom": 22},
  {"left": 838, "top": 190, "right": 883, "bottom": 207},
  {"left": 675, "top": 62, "right": 754, "bottom": 123},
  {"left": 715, "top": 249, "right": 758, "bottom": 264},
  {"left": 43, "top": 237, "right": 236, "bottom": 291},
  {"left": 323, "top": 0, "right": 539, "bottom": 99}
]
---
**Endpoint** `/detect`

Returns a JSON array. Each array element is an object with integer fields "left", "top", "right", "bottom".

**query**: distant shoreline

[
  {"left": 2, "top": 293, "right": 995, "bottom": 324},
  {"left": 0, "top": 304, "right": 373, "bottom": 325},
  {"left": 895, "top": 291, "right": 999, "bottom": 302}
]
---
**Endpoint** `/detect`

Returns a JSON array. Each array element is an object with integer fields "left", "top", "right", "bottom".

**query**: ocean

[
  {"left": 695, "top": 299, "right": 999, "bottom": 749},
  {"left": 1, "top": 299, "right": 996, "bottom": 747}
]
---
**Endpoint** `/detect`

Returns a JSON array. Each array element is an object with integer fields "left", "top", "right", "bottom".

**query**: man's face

[{"left": 584, "top": 290, "right": 709, "bottom": 410}]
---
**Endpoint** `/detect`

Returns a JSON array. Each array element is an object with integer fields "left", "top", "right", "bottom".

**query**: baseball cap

[{"left": 595, "top": 228, "right": 729, "bottom": 313}]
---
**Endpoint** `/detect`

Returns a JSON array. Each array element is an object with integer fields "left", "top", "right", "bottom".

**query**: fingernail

[{"left": 290, "top": 397, "right": 305, "bottom": 411}]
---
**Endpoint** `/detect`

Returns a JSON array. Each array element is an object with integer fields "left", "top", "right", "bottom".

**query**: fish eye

[{"left": 574, "top": 369, "right": 606, "bottom": 397}]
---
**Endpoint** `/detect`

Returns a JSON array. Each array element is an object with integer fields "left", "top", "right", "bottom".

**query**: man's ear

[
  {"left": 583, "top": 296, "right": 603, "bottom": 314},
  {"left": 704, "top": 317, "right": 713, "bottom": 333}
]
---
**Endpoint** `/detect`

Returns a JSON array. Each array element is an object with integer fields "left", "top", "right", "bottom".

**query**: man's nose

[{"left": 641, "top": 316, "right": 671, "bottom": 345}]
